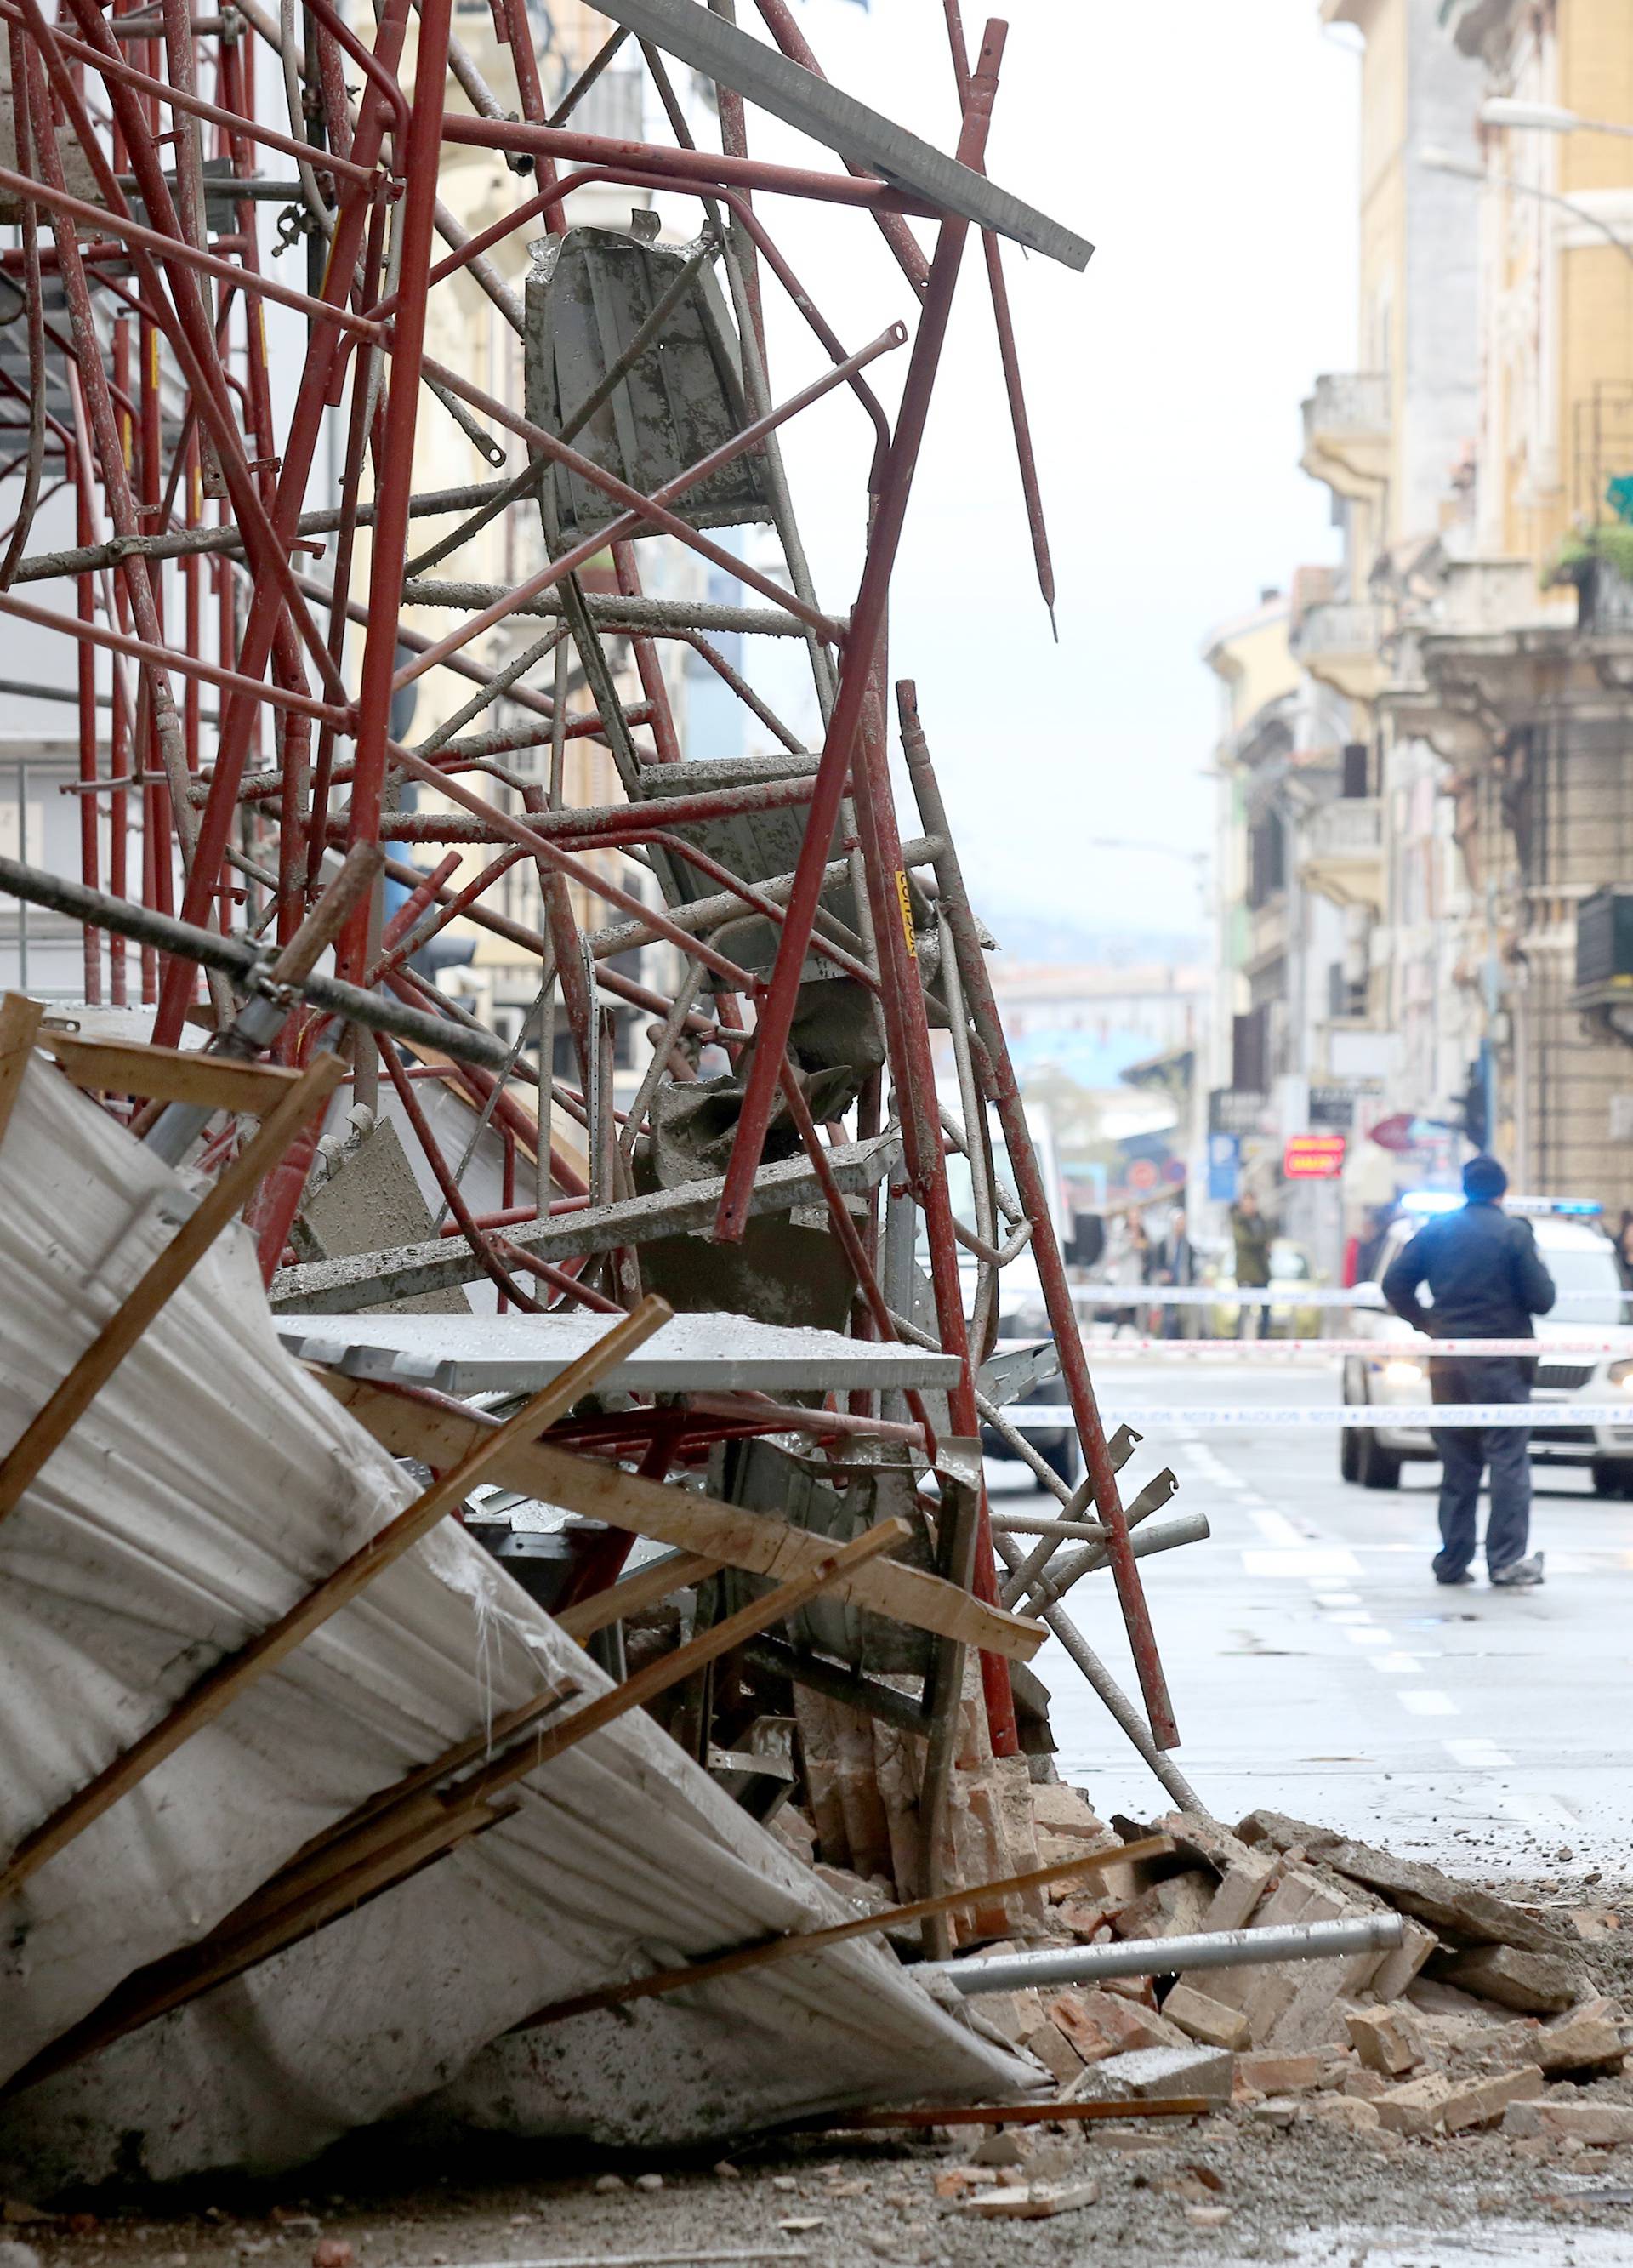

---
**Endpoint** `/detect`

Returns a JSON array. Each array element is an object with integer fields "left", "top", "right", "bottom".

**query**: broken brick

[
  {"left": 1234, "top": 2052, "right": 1328, "bottom": 2095},
  {"left": 1346, "top": 2004, "right": 1424, "bottom": 2077},
  {"left": 1435, "top": 1943, "right": 1582, "bottom": 2015},
  {"left": 1377, "top": 2063, "right": 1543, "bottom": 2136},
  {"left": 1163, "top": 1984, "right": 1251, "bottom": 2052},
  {"left": 1503, "top": 2098, "right": 1633, "bottom": 2146},
  {"left": 957, "top": 2180, "right": 1099, "bottom": 2219}
]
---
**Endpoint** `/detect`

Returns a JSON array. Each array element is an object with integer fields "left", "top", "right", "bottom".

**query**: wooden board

[
  {"left": 37, "top": 1030, "right": 303, "bottom": 1114},
  {"left": 318, "top": 1370, "right": 1045, "bottom": 1665}
]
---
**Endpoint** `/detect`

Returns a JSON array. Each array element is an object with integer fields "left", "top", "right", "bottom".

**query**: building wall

[{"left": 1468, "top": 0, "right": 1633, "bottom": 561}]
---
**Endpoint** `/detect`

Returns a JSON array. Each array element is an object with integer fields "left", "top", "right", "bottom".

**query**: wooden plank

[
  {"left": 0, "top": 1299, "right": 669, "bottom": 1902},
  {"left": 809, "top": 2098, "right": 1214, "bottom": 2131},
  {"left": 514, "top": 1834, "right": 1178, "bottom": 2030},
  {"left": 318, "top": 1372, "right": 1045, "bottom": 1665},
  {"left": 0, "top": 1051, "right": 346, "bottom": 1530},
  {"left": 556, "top": 1551, "right": 723, "bottom": 1638},
  {"left": 0, "top": 992, "right": 44, "bottom": 1153},
  {"left": 37, "top": 1030, "right": 303, "bottom": 1114}
]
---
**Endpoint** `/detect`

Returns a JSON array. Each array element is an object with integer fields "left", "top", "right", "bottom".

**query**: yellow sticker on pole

[{"left": 895, "top": 869, "right": 917, "bottom": 960}]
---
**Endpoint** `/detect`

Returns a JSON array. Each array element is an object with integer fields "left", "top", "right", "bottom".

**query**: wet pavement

[{"left": 1025, "top": 1356, "right": 1633, "bottom": 1882}]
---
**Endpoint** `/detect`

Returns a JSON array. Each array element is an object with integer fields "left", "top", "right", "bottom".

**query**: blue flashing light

[
  {"left": 1505, "top": 1195, "right": 1605, "bottom": 1218},
  {"left": 1399, "top": 1189, "right": 1463, "bottom": 1215}
]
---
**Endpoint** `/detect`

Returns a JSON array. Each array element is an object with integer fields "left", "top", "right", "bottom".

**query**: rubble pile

[{"left": 946, "top": 1786, "right": 1633, "bottom": 2159}]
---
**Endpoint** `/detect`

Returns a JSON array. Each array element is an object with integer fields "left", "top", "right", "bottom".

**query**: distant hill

[{"left": 976, "top": 903, "right": 1204, "bottom": 967}]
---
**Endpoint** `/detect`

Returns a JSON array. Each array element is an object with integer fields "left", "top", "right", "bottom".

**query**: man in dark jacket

[{"left": 1380, "top": 1154, "right": 1556, "bottom": 1588}]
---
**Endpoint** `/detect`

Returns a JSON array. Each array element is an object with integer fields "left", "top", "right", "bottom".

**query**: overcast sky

[{"left": 659, "top": 0, "right": 1363, "bottom": 945}]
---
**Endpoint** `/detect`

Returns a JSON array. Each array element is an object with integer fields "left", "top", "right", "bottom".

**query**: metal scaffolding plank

[{"left": 585, "top": 0, "right": 1094, "bottom": 271}]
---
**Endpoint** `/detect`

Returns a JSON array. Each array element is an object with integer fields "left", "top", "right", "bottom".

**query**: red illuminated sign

[{"left": 1283, "top": 1133, "right": 1346, "bottom": 1180}]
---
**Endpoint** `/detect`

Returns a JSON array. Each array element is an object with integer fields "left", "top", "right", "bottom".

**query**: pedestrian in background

[
  {"left": 1232, "top": 1189, "right": 1274, "bottom": 1339},
  {"left": 1154, "top": 1204, "right": 1197, "bottom": 1339},
  {"left": 1108, "top": 1214, "right": 1149, "bottom": 1336},
  {"left": 1381, "top": 1153, "right": 1555, "bottom": 1589}
]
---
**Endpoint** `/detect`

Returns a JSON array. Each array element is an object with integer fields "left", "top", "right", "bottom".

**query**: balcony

[
  {"left": 1291, "top": 600, "right": 1390, "bottom": 702},
  {"left": 1300, "top": 797, "right": 1384, "bottom": 911},
  {"left": 1300, "top": 372, "right": 1390, "bottom": 504}
]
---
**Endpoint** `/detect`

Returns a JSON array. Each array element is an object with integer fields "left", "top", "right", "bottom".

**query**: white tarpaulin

[{"left": 0, "top": 1061, "right": 1034, "bottom": 2186}]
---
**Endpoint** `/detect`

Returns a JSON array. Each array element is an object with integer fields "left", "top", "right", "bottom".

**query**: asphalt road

[{"left": 1008, "top": 1355, "right": 1633, "bottom": 1883}]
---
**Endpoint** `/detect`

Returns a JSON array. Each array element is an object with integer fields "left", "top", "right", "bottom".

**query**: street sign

[
  {"left": 1368, "top": 1113, "right": 1416, "bottom": 1154},
  {"left": 1368, "top": 1112, "right": 1448, "bottom": 1154},
  {"left": 1309, "top": 1085, "right": 1356, "bottom": 1131},
  {"left": 1207, "top": 1131, "right": 1240, "bottom": 1202},
  {"left": 1126, "top": 1157, "right": 1160, "bottom": 1192},
  {"left": 1209, "top": 1088, "right": 1267, "bottom": 1137},
  {"left": 1162, "top": 1157, "right": 1187, "bottom": 1185},
  {"left": 1284, "top": 1132, "right": 1346, "bottom": 1180}
]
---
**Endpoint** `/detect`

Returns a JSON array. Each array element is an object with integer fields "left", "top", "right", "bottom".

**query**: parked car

[
  {"left": 1209, "top": 1235, "right": 1323, "bottom": 1339},
  {"left": 1339, "top": 1194, "right": 1633, "bottom": 1492}
]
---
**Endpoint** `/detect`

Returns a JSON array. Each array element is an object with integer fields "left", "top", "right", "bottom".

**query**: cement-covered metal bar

[
  {"left": 0, "top": 852, "right": 514, "bottom": 1072},
  {"left": 925, "top": 1913, "right": 1405, "bottom": 1995}
]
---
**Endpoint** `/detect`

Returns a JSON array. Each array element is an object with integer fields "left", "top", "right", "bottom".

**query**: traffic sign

[
  {"left": 1368, "top": 1113, "right": 1416, "bottom": 1154},
  {"left": 1283, "top": 1132, "right": 1346, "bottom": 1180},
  {"left": 1207, "top": 1132, "right": 1240, "bottom": 1202},
  {"left": 1126, "top": 1157, "right": 1160, "bottom": 1192}
]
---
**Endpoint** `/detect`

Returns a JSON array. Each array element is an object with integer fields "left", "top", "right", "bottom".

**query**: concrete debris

[
  {"left": 956, "top": 2180, "right": 1099, "bottom": 2219},
  {"left": 1237, "top": 1812, "right": 1568, "bottom": 1954},
  {"left": 1431, "top": 1941, "right": 1584, "bottom": 2013},
  {"left": 1063, "top": 2043, "right": 1234, "bottom": 2104},
  {"left": 1504, "top": 2097, "right": 1633, "bottom": 2145}
]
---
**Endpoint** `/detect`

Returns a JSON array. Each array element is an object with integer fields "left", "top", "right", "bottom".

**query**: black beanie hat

[{"left": 1462, "top": 1154, "right": 1508, "bottom": 1202}]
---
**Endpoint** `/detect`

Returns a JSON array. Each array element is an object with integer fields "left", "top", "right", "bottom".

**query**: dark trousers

[
  {"left": 1237, "top": 1285, "right": 1270, "bottom": 1339},
  {"left": 1428, "top": 1355, "right": 1533, "bottom": 1579}
]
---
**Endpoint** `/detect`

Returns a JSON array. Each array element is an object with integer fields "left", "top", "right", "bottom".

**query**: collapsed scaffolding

[{"left": 0, "top": 0, "right": 1254, "bottom": 2180}]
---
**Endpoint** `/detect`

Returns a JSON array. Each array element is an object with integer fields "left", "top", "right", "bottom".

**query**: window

[
  {"left": 1247, "top": 812, "right": 1285, "bottom": 909},
  {"left": 1232, "top": 1006, "right": 1269, "bottom": 1095}
]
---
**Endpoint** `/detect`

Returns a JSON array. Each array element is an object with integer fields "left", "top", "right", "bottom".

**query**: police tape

[
  {"left": 995, "top": 1404, "right": 1633, "bottom": 1429},
  {"left": 1077, "top": 1285, "right": 1633, "bottom": 1308},
  {"left": 1071, "top": 1337, "right": 1633, "bottom": 1359}
]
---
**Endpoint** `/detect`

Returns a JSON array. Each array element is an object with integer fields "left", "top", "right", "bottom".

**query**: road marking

[
  {"left": 1251, "top": 1509, "right": 1306, "bottom": 1547},
  {"left": 1313, "top": 1591, "right": 1363, "bottom": 1608},
  {"left": 1327, "top": 1608, "right": 1372, "bottom": 1623},
  {"left": 1343, "top": 1625, "right": 1392, "bottom": 1646},
  {"left": 1496, "top": 1789, "right": 1578, "bottom": 1832},
  {"left": 1370, "top": 1653, "right": 1423, "bottom": 1675},
  {"left": 1243, "top": 1548, "right": 1363, "bottom": 1577},
  {"left": 1400, "top": 1689, "right": 1459, "bottom": 1716},
  {"left": 1445, "top": 1737, "right": 1515, "bottom": 1769}
]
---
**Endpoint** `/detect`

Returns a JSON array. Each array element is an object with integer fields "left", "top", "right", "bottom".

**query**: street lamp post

[
  {"left": 1420, "top": 145, "right": 1633, "bottom": 277},
  {"left": 1478, "top": 96, "right": 1633, "bottom": 142}
]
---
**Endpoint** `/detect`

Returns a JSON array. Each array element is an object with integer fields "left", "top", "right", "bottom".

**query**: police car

[{"left": 1340, "top": 1193, "right": 1633, "bottom": 1493}]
